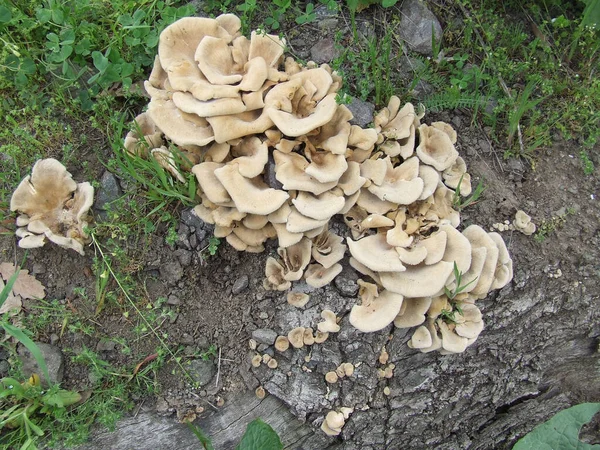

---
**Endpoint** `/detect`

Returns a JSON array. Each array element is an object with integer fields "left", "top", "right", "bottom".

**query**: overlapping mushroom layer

[
  {"left": 127, "top": 14, "right": 513, "bottom": 354},
  {"left": 10, "top": 159, "right": 94, "bottom": 255}
]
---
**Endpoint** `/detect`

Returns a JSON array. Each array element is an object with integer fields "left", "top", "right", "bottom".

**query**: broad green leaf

[
  {"left": 0, "top": 377, "right": 25, "bottom": 396},
  {"left": 582, "top": 0, "right": 600, "bottom": 29},
  {"left": 382, "top": 0, "right": 398, "bottom": 7},
  {"left": 513, "top": 403, "right": 600, "bottom": 450},
  {"left": 1, "top": 323, "right": 50, "bottom": 384},
  {"left": 36, "top": 8, "right": 51, "bottom": 23},
  {"left": 0, "top": 6, "right": 12, "bottom": 23},
  {"left": 91, "top": 51, "right": 109, "bottom": 72},
  {"left": 51, "top": 8, "right": 64, "bottom": 24},
  {"left": 236, "top": 419, "right": 283, "bottom": 450},
  {"left": 24, "top": 414, "right": 44, "bottom": 436},
  {"left": 42, "top": 389, "right": 81, "bottom": 407}
]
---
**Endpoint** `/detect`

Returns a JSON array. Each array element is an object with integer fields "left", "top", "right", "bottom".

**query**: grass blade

[{"left": 1, "top": 323, "right": 50, "bottom": 385}]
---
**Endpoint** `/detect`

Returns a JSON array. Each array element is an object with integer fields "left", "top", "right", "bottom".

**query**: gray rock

[
  {"left": 187, "top": 358, "right": 216, "bottom": 387},
  {"left": 181, "top": 208, "right": 206, "bottom": 231},
  {"left": 174, "top": 249, "right": 192, "bottom": 267},
  {"left": 160, "top": 261, "right": 184, "bottom": 284},
  {"left": 232, "top": 275, "right": 249, "bottom": 295},
  {"left": 310, "top": 38, "right": 339, "bottom": 64},
  {"left": 318, "top": 18, "right": 339, "bottom": 31},
  {"left": 334, "top": 273, "right": 359, "bottom": 297},
  {"left": 348, "top": 97, "right": 375, "bottom": 128},
  {"left": 96, "top": 340, "right": 116, "bottom": 352},
  {"left": 17, "top": 343, "right": 64, "bottom": 386},
  {"left": 167, "top": 295, "right": 181, "bottom": 306},
  {"left": 252, "top": 328, "right": 278, "bottom": 345},
  {"left": 398, "top": 0, "right": 443, "bottom": 55},
  {"left": 95, "top": 171, "right": 123, "bottom": 211},
  {"left": 397, "top": 55, "right": 426, "bottom": 80},
  {"left": 411, "top": 79, "right": 435, "bottom": 97},
  {"left": 315, "top": 4, "right": 338, "bottom": 20},
  {"left": 0, "top": 360, "right": 9, "bottom": 376}
]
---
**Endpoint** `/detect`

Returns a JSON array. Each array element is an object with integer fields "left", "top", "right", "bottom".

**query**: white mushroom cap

[
  {"left": 440, "top": 224, "right": 472, "bottom": 274},
  {"left": 347, "top": 233, "right": 406, "bottom": 273},
  {"left": 287, "top": 292, "right": 310, "bottom": 308},
  {"left": 318, "top": 309, "right": 340, "bottom": 333},
  {"left": 408, "top": 325, "right": 433, "bottom": 349},
  {"left": 350, "top": 289, "right": 404, "bottom": 333},
  {"left": 416, "top": 124, "right": 459, "bottom": 171},
  {"left": 393, "top": 297, "right": 432, "bottom": 328},
  {"left": 304, "top": 263, "right": 343, "bottom": 288},
  {"left": 288, "top": 327, "right": 305, "bottom": 348},
  {"left": 292, "top": 191, "right": 345, "bottom": 221},
  {"left": 380, "top": 261, "right": 454, "bottom": 298},
  {"left": 438, "top": 320, "right": 469, "bottom": 353}
]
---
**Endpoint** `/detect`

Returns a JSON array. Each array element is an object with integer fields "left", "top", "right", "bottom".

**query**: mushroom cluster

[
  {"left": 10, "top": 159, "right": 94, "bottom": 255},
  {"left": 127, "top": 14, "right": 513, "bottom": 354}
]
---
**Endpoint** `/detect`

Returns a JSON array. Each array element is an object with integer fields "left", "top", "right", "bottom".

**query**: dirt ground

[{"left": 1, "top": 3, "right": 599, "bottom": 449}]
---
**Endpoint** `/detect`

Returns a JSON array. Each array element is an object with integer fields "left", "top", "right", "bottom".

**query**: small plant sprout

[
  {"left": 452, "top": 174, "right": 485, "bottom": 211},
  {"left": 440, "top": 262, "right": 477, "bottom": 323}
]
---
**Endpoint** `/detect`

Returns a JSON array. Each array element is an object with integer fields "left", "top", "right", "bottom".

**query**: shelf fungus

[
  {"left": 10, "top": 159, "right": 94, "bottom": 255},
  {"left": 126, "top": 14, "right": 513, "bottom": 358}
]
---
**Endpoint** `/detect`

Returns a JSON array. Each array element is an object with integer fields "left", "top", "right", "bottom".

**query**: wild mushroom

[
  {"left": 10, "top": 159, "right": 94, "bottom": 255},
  {"left": 288, "top": 327, "right": 305, "bottom": 348},
  {"left": 275, "top": 336, "right": 290, "bottom": 352},
  {"left": 349, "top": 281, "right": 404, "bottom": 333},
  {"left": 513, "top": 210, "right": 536, "bottom": 235},
  {"left": 318, "top": 310, "right": 340, "bottom": 333},
  {"left": 287, "top": 291, "right": 310, "bottom": 308}
]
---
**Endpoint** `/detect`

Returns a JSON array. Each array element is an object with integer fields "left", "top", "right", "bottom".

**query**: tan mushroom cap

[
  {"left": 440, "top": 224, "right": 472, "bottom": 274},
  {"left": 192, "top": 162, "right": 231, "bottom": 205},
  {"left": 272, "top": 222, "right": 303, "bottom": 248},
  {"left": 361, "top": 214, "right": 395, "bottom": 229},
  {"left": 418, "top": 164, "right": 440, "bottom": 200},
  {"left": 275, "top": 335, "right": 290, "bottom": 352},
  {"left": 263, "top": 257, "right": 291, "bottom": 291},
  {"left": 147, "top": 97, "right": 215, "bottom": 147},
  {"left": 194, "top": 35, "right": 243, "bottom": 85},
  {"left": 207, "top": 110, "right": 274, "bottom": 143},
  {"left": 279, "top": 237, "right": 312, "bottom": 281},
  {"left": 304, "top": 149, "right": 348, "bottom": 184},
  {"left": 349, "top": 257, "right": 381, "bottom": 285},
  {"left": 286, "top": 207, "right": 330, "bottom": 234},
  {"left": 347, "top": 232, "right": 406, "bottom": 273},
  {"left": 420, "top": 230, "right": 447, "bottom": 265},
  {"left": 214, "top": 164, "right": 289, "bottom": 215},
  {"left": 393, "top": 297, "right": 433, "bottom": 328},
  {"left": 380, "top": 261, "right": 454, "bottom": 298},
  {"left": 338, "top": 161, "right": 367, "bottom": 196},
  {"left": 360, "top": 158, "right": 388, "bottom": 186},
  {"left": 438, "top": 320, "right": 469, "bottom": 353},
  {"left": 350, "top": 288, "right": 404, "bottom": 333},
  {"left": 386, "top": 209, "right": 414, "bottom": 248},
  {"left": 230, "top": 137, "right": 268, "bottom": 178},
  {"left": 287, "top": 291, "right": 310, "bottom": 308},
  {"left": 356, "top": 187, "right": 398, "bottom": 215},
  {"left": 488, "top": 232, "right": 513, "bottom": 290},
  {"left": 318, "top": 309, "right": 340, "bottom": 333},
  {"left": 418, "top": 318, "right": 443, "bottom": 353},
  {"left": 304, "top": 263, "right": 343, "bottom": 288},
  {"left": 151, "top": 147, "right": 186, "bottom": 183},
  {"left": 514, "top": 210, "right": 536, "bottom": 235},
  {"left": 273, "top": 151, "right": 337, "bottom": 195},
  {"left": 311, "top": 229, "right": 346, "bottom": 269},
  {"left": 348, "top": 125, "right": 378, "bottom": 151},
  {"left": 367, "top": 157, "right": 424, "bottom": 205},
  {"left": 292, "top": 191, "right": 345, "bottom": 221},
  {"left": 172, "top": 91, "right": 246, "bottom": 118},
  {"left": 416, "top": 123, "right": 459, "bottom": 171},
  {"left": 408, "top": 325, "right": 433, "bottom": 349},
  {"left": 396, "top": 245, "right": 427, "bottom": 266},
  {"left": 462, "top": 225, "right": 499, "bottom": 299},
  {"left": 288, "top": 327, "right": 305, "bottom": 348},
  {"left": 303, "top": 327, "right": 315, "bottom": 346},
  {"left": 124, "top": 112, "right": 164, "bottom": 156},
  {"left": 248, "top": 30, "right": 285, "bottom": 67},
  {"left": 325, "top": 371, "right": 339, "bottom": 383}
]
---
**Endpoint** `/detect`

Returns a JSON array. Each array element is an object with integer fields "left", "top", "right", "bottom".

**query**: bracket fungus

[
  {"left": 10, "top": 159, "right": 94, "bottom": 255},
  {"left": 127, "top": 14, "right": 513, "bottom": 359}
]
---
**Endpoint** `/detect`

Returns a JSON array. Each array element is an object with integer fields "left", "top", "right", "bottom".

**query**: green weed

[
  {"left": 579, "top": 150, "right": 595, "bottom": 175},
  {"left": 534, "top": 208, "right": 575, "bottom": 243},
  {"left": 452, "top": 175, "right": 486, "bottom": 211},
  {"left": 188, "top": 418, "right": 283, "bottom": 450}
]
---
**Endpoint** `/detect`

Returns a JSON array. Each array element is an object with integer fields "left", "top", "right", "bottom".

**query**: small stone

[
  {"left": 0, "top": 360, "right": 9, "bottom": 376},
  {"left": 169, "top": 313, "right": 178, "bottom": 324},
  {"left": 18, "top": 343, "right": 64, "bottom": 386},
  {"left": 95, "top": 170, "right": 123, "bottom": 212},
  {"left": 335, "top": 274, "right": 359, "bottom": 297},
  {"left": 348, "top": 97, "right": 376, "bottom": 128},
  {"left": 398, "top": 0, "right": 443, "bottom": 55},
  {"left": 174, "top": 249, "right": 192, "bottom": 267},
  {"left": 258, "top": 312, "right": 269, "bottom": 320},
  {"left": 188, "top": 359, "right": 217, "bottom": 387},
  {"left": 479, "top": 139, "right": 491, "bottom": 154},
  {"left": 32, "top": 263, "right": 46, "bottom": 275},
  {"left": 318, "top": 18, "right": 339, "bottom": 31},
  {"left": 189, "top": 233, "right": 198, "bottom": 249},
  {"left": 252, "top": 328, "right": 278, "bottom": 346},
  {"left": 160, "top": 261, "right": 184, "bottom": 284},
  {"left": 50, "top": 333, "right": 59, "bottom": 345},
  {"left": 181, "top": 208, "right": 206, "bottom": 231},
  {"left": 249, "top": 339, "right": 257, "bottom": 350},
  {"left": 195, "top": 229, "right": 207, "bottom": 244},
  {"left": 232, "top": 275, "right": 249, "bottom": 295},
  {"left": 310, "top": 38, "right": 339, "bottom": 64},
  {"left": 167, "top": 295, "right": 181, "bottom": 306},
  {"left": 96, "top": 340, "right": 116, "bottom": 352}
]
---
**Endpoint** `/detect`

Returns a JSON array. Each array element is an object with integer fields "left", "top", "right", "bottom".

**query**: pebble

[
  {"left": 180, "top": 208, "right": 206, "bottom": 231},
  {"left": 258, "top": 312, "right": 269, "bottom": 320},
  {"left": 32, "top": 263, "right": 46, "bottom": 275},
  {"left": 348, "top": 97, "right": 375, "bottom": 128},
  {"left": 252, "top": 328, "right": 278, "bottom": 345},
  {"left": 174, "top": 249, "right": 192, "bottom": 267},
  {"left": 232, "top": 275, "right": 249, "bottom": 295},
  {"left": 167, "top": 295, "right": 181, "bottom": 306},
  {"left": 335, "top": 274, "right": 359, "bottom": 297},
  {"left": 310, "top": 38, "right": 339, "bottom": 64},
  {"left": 187, "top": 359, "right": 217, "bottom": 387},
  {"left": 96, "top": 340, "right": 116, "bottom": 352},
  {"left": 398, "top": 0, "right": 443, "bottom": 55},
  {"left": 160, "top": 261, "right": 184, "bottom": 284}
]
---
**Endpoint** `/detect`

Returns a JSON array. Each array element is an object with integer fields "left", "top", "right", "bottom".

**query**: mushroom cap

[
  {"left": 303, "top": 327, "right": 315, "bottom": 346},
  {"left": 408, "top": 325, "right": 433, "bottom": 349},
  {"left": 420, "top": 230, "right": 448, "bottom": 265},
  {"left": 287, "top": 291, "right": 310, "bottom": 308},
  {"left": 273, "top": 151, "right": 337, "bottom": 195},
  {"left": 367, "top": 157, "right": 424, "bottom": 205},
  {"left": 349, "top": 289, "right": 404, "bottom": 333},
  {"left": 311, "top": 229, "right": 346, "bottom": 269},
  {"left": 304, "top": 263, "right": 343, "bottom": 288},
  {"left": 318, "top": 309, "right": 340, "bottom": 333},
  {"left": 229, "top": 136, "right": 269, "bottom": 178},
  {"left": 325, "top": 371, "right": 339, "bottom": 383},
  {"left": 438, "top": 320, "right": 469, "bottom": 353},
  {"left": 325, "top": 411, "right": 345, "bottom": 431},
  {"left": 348, "top": 125, "right": 378, "bottom": 151},
  {"left": 393, "top": 297, "right": 433, "bottom": 328},
  {"left": 488, "top": 232, "right": 513, "bottom": 290},
  {"left": 292, "top": 191, "right": 345, "bottom": 221},
  {"left": 286, "top": 207, "right": 330, "bottom": 234},
  {"left": 207, "top": 110, "right": 274, "bottom": 143},
  {"left": 279, "top": 237, "right": 312, "bottom": 281},
  {"left": 275, "top": 335, "right": 290, "bottom": 352},
  {"left": 338, "top": 161, "right": 367, "bottom": 196},
  {"left": 214, "top": 164, "right": 289, "bottom": 215},
  {"left": 348, "top": 233, "right": 406, "bottom": 273},
  {"left": 380, "top": 261, "right": 454, "bottom": 298},
  {"left": 440, "top": 224, "right": 472, "bottom": 274},
  {"left": 462, "top": 225, "right": 499, "bottom": 299},
  {"left": 192, "top": 162, "right": 231, "bottom": 205},
  {"left": 416, "top": 123, "right": 459, "bottom": 171},
  {"left": 288, "top": 327, "right": 305, "bottom": 348}
]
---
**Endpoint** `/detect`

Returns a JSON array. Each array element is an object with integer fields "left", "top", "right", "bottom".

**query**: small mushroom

[
  {"left": 513, "top": 210, "right": 536, "bottom": 235},
  {"left": 251, "top": 354, "right": 262, "bottom": 367},
  {"left": 275, "top": 336, "right": 290, "bottom": 352},
  {"left": 255, "top": 386, "right": 266, "bottom": 399},
  {"left": 318, "top": 310, "right": 340, "bottom": 333},
  {"left": 303, "top": 327, "right": 315, "bottom": 346},
  {"left": 287, "top": 292, "right": 310, "bottom": 308},
  {"left": 267, "top": 358, "right": 278, "bottom": 369},
  {"left": 325, "top": 371, "right": 339, "bottom": 383},
  {"left": 288, "top": 327, "right": 305, "bottom": 348}
]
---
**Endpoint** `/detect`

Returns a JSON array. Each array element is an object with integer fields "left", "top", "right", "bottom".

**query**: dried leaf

[
  {"left": 0, "top": 278, "right": 22, "bottom": 314},
  {"left": 0, "top": 262, "right": 46, "bottom": 300}
]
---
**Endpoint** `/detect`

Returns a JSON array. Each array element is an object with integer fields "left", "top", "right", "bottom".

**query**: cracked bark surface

[{"left": 249, "top": 139, "right": 600, "bottom": 449}]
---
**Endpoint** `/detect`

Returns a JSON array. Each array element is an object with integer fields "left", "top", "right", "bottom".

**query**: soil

[{"left": 1, "top": 3, "right": 599, "bottom": 449}]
